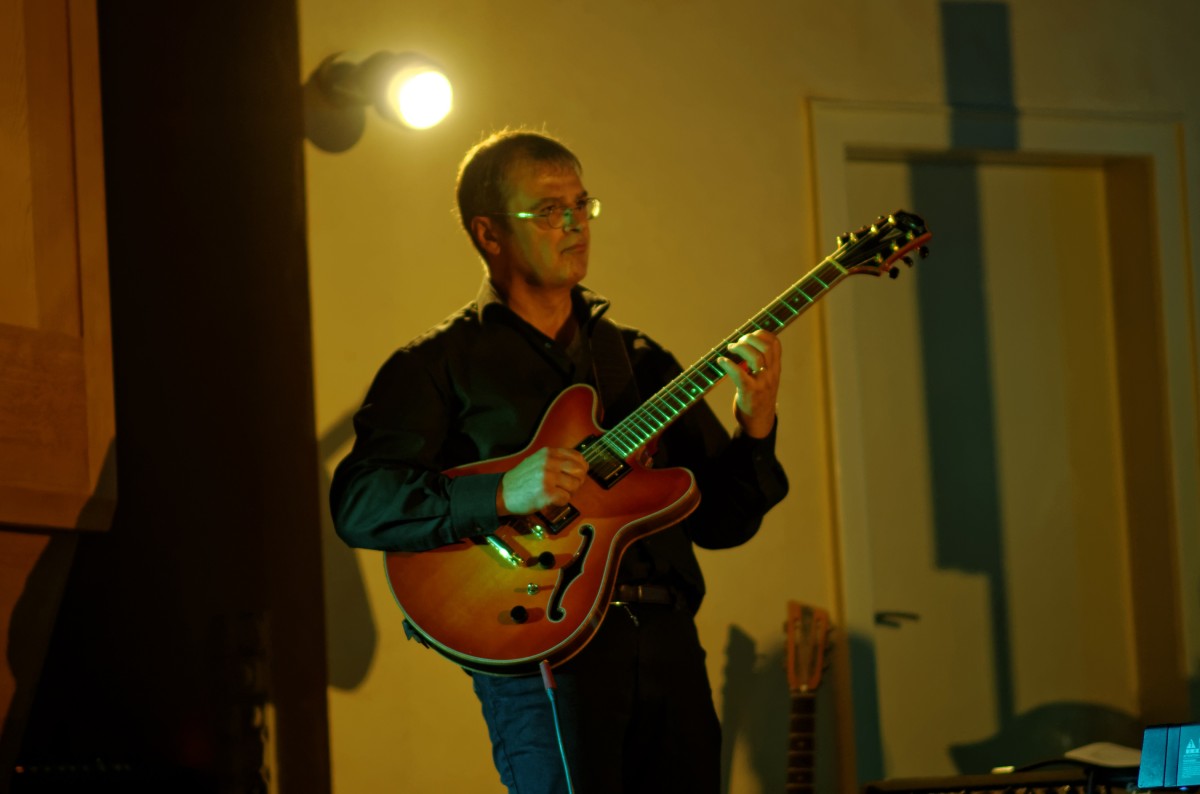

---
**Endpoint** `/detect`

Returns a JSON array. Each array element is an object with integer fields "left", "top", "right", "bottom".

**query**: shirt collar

[{"left": 473, "top": 278, "right": 611, "bottom": 329}]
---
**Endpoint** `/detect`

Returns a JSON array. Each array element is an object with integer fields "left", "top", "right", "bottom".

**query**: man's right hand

[{"left": 496, "top": 447, "right": 588, "bottom": 516}]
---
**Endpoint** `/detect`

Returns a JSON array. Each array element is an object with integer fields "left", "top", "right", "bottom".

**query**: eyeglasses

[{"left": 490, "top": 197, "right": 601, "bottom": 230}]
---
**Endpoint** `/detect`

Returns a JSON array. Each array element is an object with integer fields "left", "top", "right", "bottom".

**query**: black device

[{"left": 1138, "top": 722, "right": 1200, "bottom": 790}]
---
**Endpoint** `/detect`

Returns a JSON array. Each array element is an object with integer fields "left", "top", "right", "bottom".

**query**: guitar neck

[
  {"left": 599, "top": 255, "right": 851, "bottom": 459},
  {"left": 786, "top": 692, "right": 816, "bottom": 794}
]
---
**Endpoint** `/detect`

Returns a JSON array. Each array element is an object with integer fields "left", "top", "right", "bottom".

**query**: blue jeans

[{"left": 471, "top": 602, "right": 721, "bottom": 794}]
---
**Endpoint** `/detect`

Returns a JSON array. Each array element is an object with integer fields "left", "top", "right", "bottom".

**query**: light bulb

[{"left": 387, "top": 69, "right": 452, "bottom": 129}]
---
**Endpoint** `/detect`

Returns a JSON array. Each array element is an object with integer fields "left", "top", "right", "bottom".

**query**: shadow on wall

[
  {"left": 718, "top": 624, "right": 837, "bottom": 793},
  {"left": 319, "top": 409, "right": 377, "bottom": 690}
]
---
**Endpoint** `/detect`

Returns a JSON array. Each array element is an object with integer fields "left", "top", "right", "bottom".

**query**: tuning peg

[
  {"left": 919, "top": 246, "right": 930, "bottom": 259},
  {"left": 888, "top": 267, "right": 900, "bottom": 280},
  {"left": 836, "top": 234, "right": 847, "bottom": 246},
  {"left": 902, "top": 256, "right": 914, "bottom": 267}
]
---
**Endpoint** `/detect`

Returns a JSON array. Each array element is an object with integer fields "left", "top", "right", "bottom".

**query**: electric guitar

[
  {"left": 385, "top": 211, "right": 931, "bottom": 675},
  {"left": 785, "top": 600, "right": 832, "bottom": 794}
]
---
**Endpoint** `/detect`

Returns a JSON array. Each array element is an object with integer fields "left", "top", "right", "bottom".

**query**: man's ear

[{"left": 470, "top": 216, "right": 503, "bottom": 257}]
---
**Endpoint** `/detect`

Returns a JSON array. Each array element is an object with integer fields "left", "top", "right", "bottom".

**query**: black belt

[{"left": 611, "top": 583, "right": 676, "bottom": 605}]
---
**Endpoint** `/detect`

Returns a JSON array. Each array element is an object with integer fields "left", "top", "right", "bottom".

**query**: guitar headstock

[
  {"left": 786, "top": 600, "right": 832, "bottom": 695},
  {"left": 834, "top": 210, "right": 932, "bottom": 280}
]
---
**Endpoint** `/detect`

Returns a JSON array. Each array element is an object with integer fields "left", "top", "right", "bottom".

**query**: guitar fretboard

[
  {"left": 592, "top": 256, "right": 850, "bottom": 462},
  {"left": 786, "top": 693, "right": 816, "bottom": 794}
]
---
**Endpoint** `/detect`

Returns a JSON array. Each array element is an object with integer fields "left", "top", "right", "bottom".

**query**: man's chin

[{"left": 559, "top": 256, "right": 588, "bottom": 285}]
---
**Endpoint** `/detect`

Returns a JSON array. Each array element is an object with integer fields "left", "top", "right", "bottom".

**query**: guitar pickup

[
  {"left": 537, "top": 503, "right": 579, "bottom": 534},
  {"left": 578, "top": 435, "right": 631, "bottom": 490}
]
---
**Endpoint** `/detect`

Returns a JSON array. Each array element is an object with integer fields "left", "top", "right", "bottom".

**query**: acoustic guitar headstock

[{"left": 786, "top": 600, "right": 832, "bottom": 695}]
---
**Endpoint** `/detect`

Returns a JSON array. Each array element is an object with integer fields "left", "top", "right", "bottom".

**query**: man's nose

[{"left": 563, "top": 210, "right": 587, "bottom": 231}]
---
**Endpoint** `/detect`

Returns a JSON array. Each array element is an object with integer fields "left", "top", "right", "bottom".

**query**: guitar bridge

[{"left": 578, "top": 435, "right": 630, "bottom": 490}]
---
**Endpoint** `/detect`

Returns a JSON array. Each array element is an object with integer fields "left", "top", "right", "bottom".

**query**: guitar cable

[{"left": 539, "top": 659, "right": 577, "bottom": 794}]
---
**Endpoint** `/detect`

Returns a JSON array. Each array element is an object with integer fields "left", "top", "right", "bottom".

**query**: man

[{"left": 330, "top": 129, "right": 789, "bottom": 793}]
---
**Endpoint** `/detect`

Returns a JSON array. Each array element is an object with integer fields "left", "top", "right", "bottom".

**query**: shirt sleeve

[{"left": 329, "top": 345, "right": 502, "bottom": 552}]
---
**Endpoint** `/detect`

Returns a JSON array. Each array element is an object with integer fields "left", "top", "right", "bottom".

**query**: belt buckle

[{"left": 611, "top": 583, "right": 638, "bottom": 606}]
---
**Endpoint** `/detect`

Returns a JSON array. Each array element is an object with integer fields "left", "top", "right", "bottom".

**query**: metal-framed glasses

[{"left": 491, "top": 197, "right": 601, "bottom": 230}]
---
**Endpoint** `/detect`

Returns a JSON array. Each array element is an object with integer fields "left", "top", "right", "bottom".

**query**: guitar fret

[
  {"left": 681, "top": 373, "right": 706, "bottom": 395},
  {"left": 624, "top": 417, "right": 652, "bottom": 443},
  {"left": 645, "top": 402, "right": 671, "bottom": 423},
  {"left": 636, "top": 414, "right": 659, "bottom": 436},
  {"left": 822, "top": 255, "right": 848, "bottom": 275},
  {"left": 792, "top": 286, "right": 813, "bottom": 304},
  {"left": 606, "top": 431, "right": 635, "bottom": 457},
  {"left": 790, "top": 716, "right": 815, "bottom": 734},
  {"left": 798, "top": 282, "right": 823, "bottom": 300}
]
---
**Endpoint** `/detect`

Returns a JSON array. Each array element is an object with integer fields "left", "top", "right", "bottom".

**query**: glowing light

[{"left": 387, "top": 69, "right": 452, "bottom": 129}]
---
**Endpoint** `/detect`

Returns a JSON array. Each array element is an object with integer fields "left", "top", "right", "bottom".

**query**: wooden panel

[
  {"left": 0, "top": 326, "right": 86, "bottom": 489},
  {"left": 0, "top": 0, "right": 114, "bottom": 532},
  {"left": 0, "top": 0, "right": 38, "bottom": 328},
  {"left": 27, "top": 0, "right": 81, "bottom": 337}
]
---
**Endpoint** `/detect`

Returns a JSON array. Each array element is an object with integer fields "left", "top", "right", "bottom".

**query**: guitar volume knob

[{"left": 509, "top": 606, "right": 529, "bottom": 624}]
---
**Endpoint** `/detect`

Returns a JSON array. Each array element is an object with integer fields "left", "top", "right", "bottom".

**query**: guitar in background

[{"left": 786, "top": 600, "right": 832, "bottom": 793}]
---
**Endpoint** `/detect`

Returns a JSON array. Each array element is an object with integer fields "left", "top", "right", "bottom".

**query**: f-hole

[{"left": 545, "top": 524, "right": 594, "bottom": 622}]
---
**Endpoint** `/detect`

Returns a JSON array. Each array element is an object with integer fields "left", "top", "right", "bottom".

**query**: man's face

[{"left": 493, "top": 160, "right": 590, "bottom": 290}]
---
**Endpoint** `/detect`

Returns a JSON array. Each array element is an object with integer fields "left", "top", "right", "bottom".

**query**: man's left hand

[{"left": 717, "top": 330, "right": 781, "bottom": 439}]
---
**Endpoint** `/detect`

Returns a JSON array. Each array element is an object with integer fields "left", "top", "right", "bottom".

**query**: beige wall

[{"left": 299, "top": 1, "right": 1200, "bottom": 791}]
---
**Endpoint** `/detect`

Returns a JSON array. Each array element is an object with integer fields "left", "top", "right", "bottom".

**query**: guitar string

[
  {"left": 579, "top": 226, "right": 925, "bottom": 467},
  {"left": 582, "top": 272, "right": 838, "bottom": 465}
]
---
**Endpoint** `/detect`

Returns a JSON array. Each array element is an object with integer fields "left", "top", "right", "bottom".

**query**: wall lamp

[{"left": 314, "top": 51, "right": 453, "bottom": 130}]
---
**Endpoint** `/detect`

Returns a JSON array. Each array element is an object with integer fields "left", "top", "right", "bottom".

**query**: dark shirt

[{"left": 329, "top": 279, "right": 789, "bottom": 612}]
